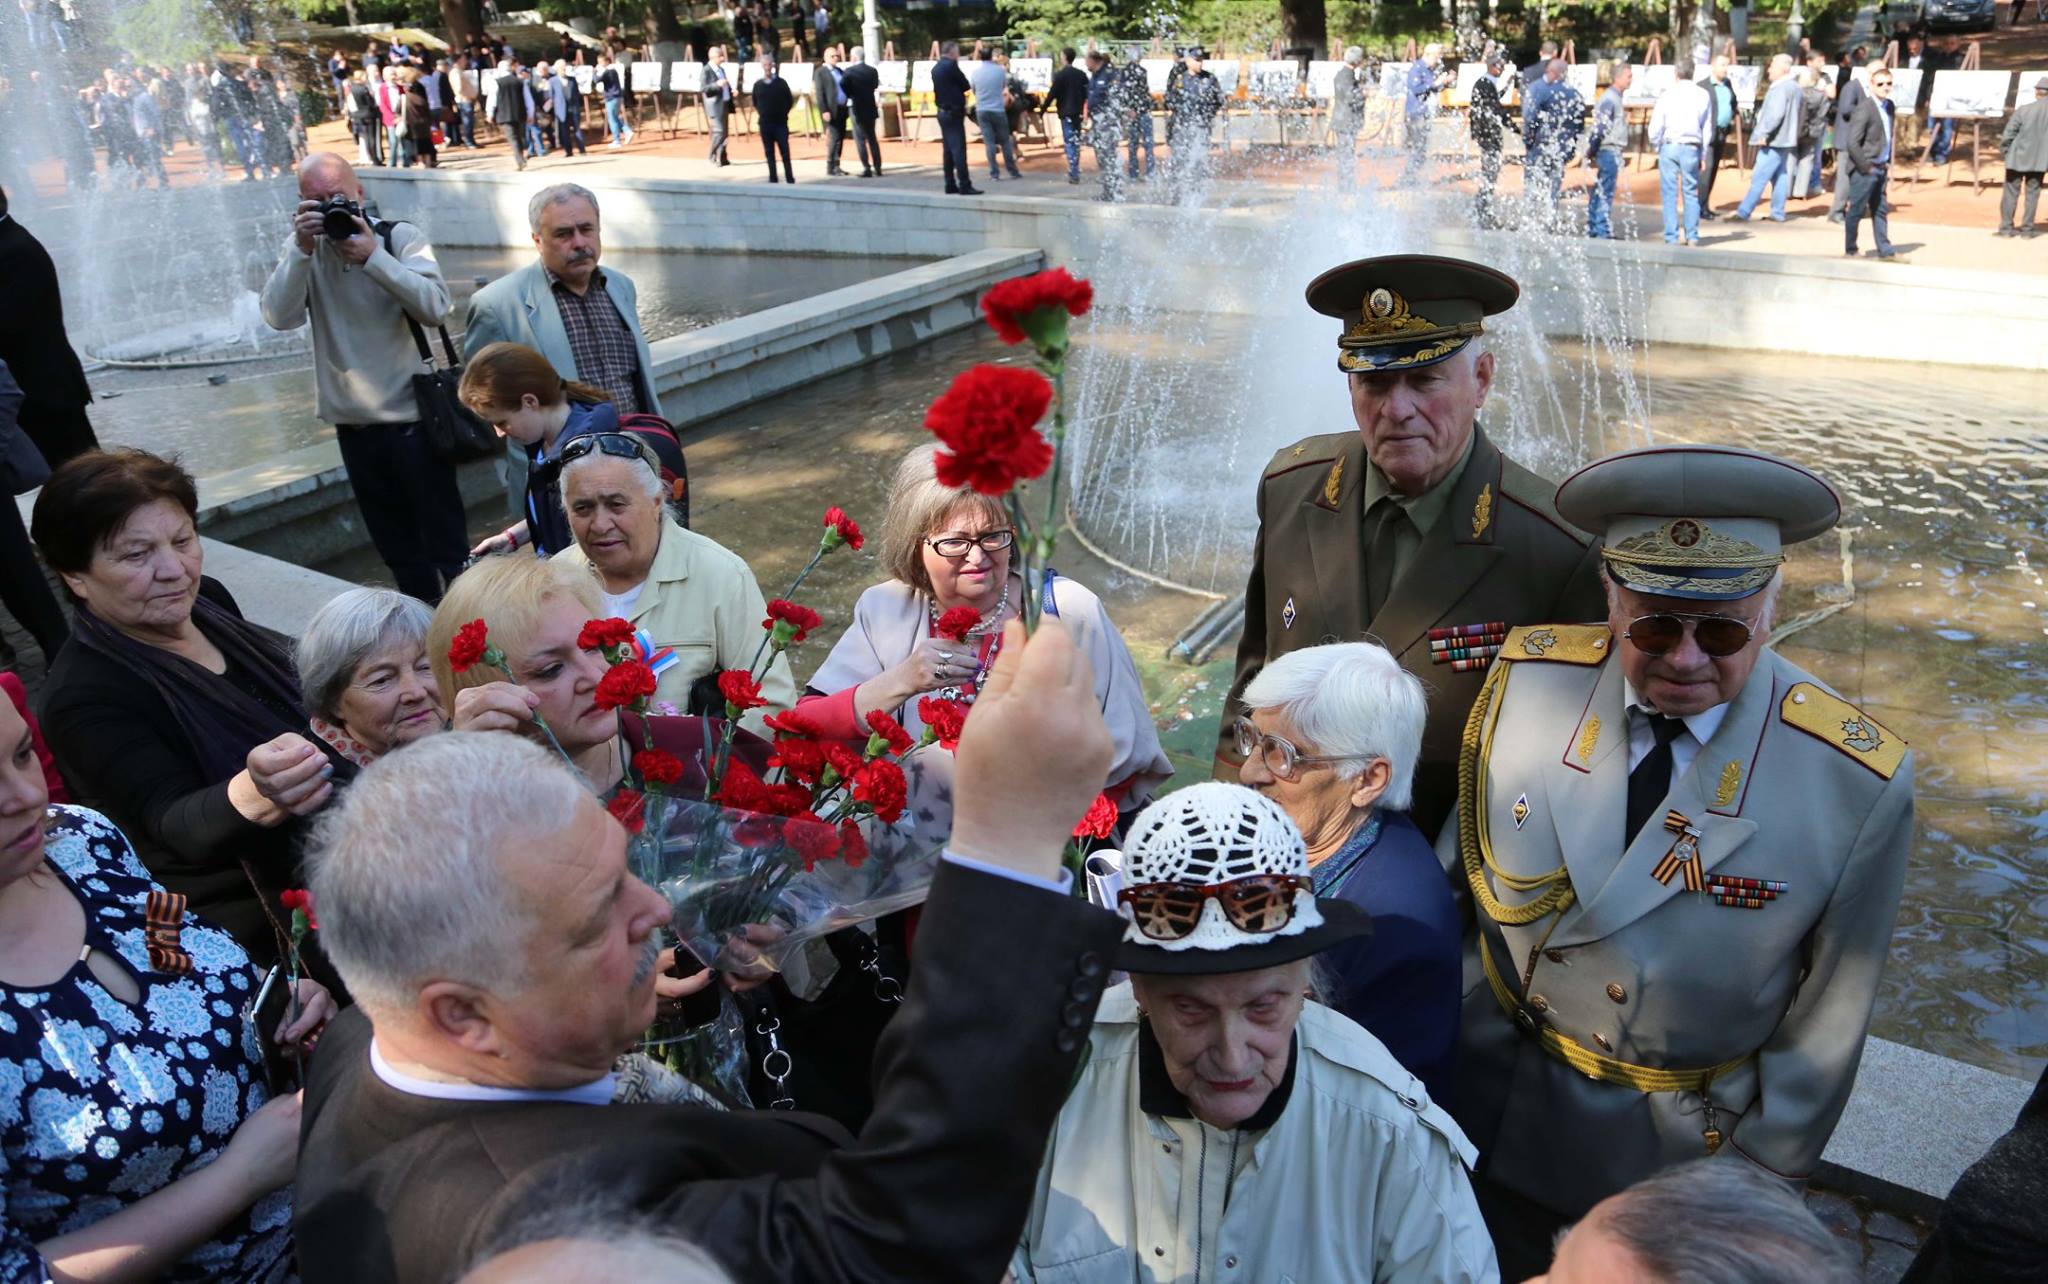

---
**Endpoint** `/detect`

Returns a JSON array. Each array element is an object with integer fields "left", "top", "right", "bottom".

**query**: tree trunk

[
  {"left": 344, "top": 0, "right": 358, "bottom": 27},
  {"left": 644, "top": 0, "right": 685, "bottom": 47},
  {"left": 439, "top": 0, "right": 485, "bottom": 47},
  {"left": 1278, "top": 0, "right": 1328, "bottom": 55}
]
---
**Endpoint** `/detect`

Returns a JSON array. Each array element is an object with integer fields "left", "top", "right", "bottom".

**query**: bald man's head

[
  {"left": 298, "top": 152, "right": 361, "bottom": 201},
  {"left": 458, "top": 1236, "right": 731, "bottom": 1284}
]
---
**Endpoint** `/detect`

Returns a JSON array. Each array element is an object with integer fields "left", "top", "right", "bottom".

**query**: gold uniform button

[
  {"left": 1544, "top": 949, "right": 1568, "bottom": 964},
  {"left": 1606, "top": 983, "right": 1628, "bottom": 1004},
  {"left": 1593, "top": 1032, "right": 1614, "bottom": 1052},
  {"left": 1528, "top": 994, "right": 1550, "bottom": 1013}
]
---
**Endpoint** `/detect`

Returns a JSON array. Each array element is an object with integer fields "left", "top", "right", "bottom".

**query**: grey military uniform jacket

[
  {"left": 1439, "top": 626, "right": 1915, "bottom": 1216},
  {"left": 1220, "top": 424, "right": 1605, "bottom": 838}
]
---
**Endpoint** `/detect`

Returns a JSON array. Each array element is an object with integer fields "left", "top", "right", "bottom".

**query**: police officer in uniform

[
  {"left": 1219, "top": 254, "right": 1605, "bottom": 839},
  {"left": 1441, "top": 445, "right": 1916, "bottom": 1277}
]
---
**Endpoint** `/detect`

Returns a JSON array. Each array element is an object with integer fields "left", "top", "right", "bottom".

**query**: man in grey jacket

[
  {"left": 463, "top": 182, "right": 665, "bottom": 524},
  {"left": 1733, "top": 54, "right": 1801, "bottom": 221},
  {"left": 260, "top": 153, "right": 467, "bottom": 602},
  {"left": 1998, "top": 77, "right": 2048, "bottom": 238}
]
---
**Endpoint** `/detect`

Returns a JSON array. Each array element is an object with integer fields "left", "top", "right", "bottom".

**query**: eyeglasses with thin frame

[
  {"left": 1623, "top": 612, "right": 1756, "bottom": 659},
  {"left": 1872, "top": 78, "right": 1893, "bottom": 87},
  {"left": 1119, "top": 873, "right": 1313, "bottom": 941},
  {"left": 1231, "top": 717, "right": 1380, "bottom": 782},
  {"left": 924, "top": 529, "right": 1016, "bottom": 560}
]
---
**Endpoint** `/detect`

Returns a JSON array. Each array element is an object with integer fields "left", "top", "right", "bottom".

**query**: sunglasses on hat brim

[{"left": 1119, "top": 874, "right": 1312, "bottom": 942}]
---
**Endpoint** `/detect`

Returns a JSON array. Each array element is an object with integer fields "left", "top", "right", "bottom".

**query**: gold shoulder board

[
  {"left": 1780, "top": 683, "right": 1907, "bottom": 780},
  {"left": 1499, "top": 624, "right": 1613, "bottom": 665}
]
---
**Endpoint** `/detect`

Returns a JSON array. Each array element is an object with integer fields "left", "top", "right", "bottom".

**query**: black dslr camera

[{"left": 316, "top": 196, "right": 370, "bottom": 240}]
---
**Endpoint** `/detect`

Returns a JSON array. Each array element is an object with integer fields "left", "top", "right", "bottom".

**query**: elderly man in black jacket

[
  {"left": 753, "top": 51, "right": 796, "bottom": 182},
  {"left": 1841, "top": 67, "right": 1899, "bottom": 259},
  {"left": 490, "top": 59, "right": 528, "bottom": 169},
  {"left": 931, "top": 40, "right": 979, "bottom": 195},
  {"left": 295, "top": 619, "right": 1125, "bottom": 1284},
  {"left": 811, "top": 46, "right": 850, "bottom": 176},
  {"left": 0, "top": 188, "right": 97, "bottom": 471},
  {"left": 840, "top": 46, "right": 883, "bottom": 176}
]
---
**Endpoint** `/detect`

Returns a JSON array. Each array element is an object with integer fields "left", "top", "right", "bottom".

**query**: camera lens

[{"left": 321, "top": 201, "right": 358, "bottom": 239}]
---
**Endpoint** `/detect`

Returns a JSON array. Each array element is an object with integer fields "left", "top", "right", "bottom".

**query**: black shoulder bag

[{"left": 377, "top": 222, "right": 500, "bottom": 462}]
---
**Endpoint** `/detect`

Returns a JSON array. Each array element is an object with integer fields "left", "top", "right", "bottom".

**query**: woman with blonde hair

[
  {"left": 433, "top": 554, "right": 757, "bottom": 800},
  {"left": 800, "top": 445, "right": 1169, "bottom": 845},
  {"left": 458, "top": 341, "right": 622, "bottom": 558}
]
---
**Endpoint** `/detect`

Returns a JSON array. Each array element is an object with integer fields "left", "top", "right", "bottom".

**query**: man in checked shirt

[{"left": 464, "top": 183, "right": 666, "bottom": 518}]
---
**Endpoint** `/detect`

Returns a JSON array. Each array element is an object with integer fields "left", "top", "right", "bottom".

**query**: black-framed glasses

[
  {"left": 924, "top": 529, "right": 1015, "bottom": 560},
  {"left": 1872, "top": 78, "right": 1893, "bottom": 87},
  {"left": 1623, "top": 612, "right": 1755, "bottom": 659},
  {"left": 1119, "top": 874, "right": 1313, "bottom": 941},
  {"left": 1231, "top": 717, "right": 1379, "bottom": 782},
  {"left": 557, "top": 432, "right": 655, "bottom": 471}
]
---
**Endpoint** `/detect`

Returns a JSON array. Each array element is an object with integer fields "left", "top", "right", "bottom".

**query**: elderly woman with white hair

[
  {"left": 297, "top": 586, "right": 447, "bottom": 767},
  {"left": 800, "top": 445, "right": 1170, "bottom": 845},
  {"left": 1009, "top": 783, "right": 1496, "bottom": 1283},
  {"left": 1235, "top": 641, "right": 1462, "bottom": 1103}
]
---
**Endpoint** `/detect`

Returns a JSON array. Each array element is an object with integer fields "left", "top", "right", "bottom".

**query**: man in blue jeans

[
  {"left": 1048, "top": 47, "right": 1090, "bottom": 184},
  {"left": 1734, "top": 55, "right": 1801, "bottom": 222},
  {"left": 1587, "top": 65, "right": 1630, "bottom": 238},
  {"left": 1649, "top": 58, "right": 1711, "bottom": 245},
  {"left": 1841, "top": 69, "right": 1899, "bottom": 258}
]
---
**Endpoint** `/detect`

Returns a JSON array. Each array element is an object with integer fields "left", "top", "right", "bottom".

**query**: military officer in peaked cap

[
  {"left": 1218, "top": 255, "right": 1605, "bottom": 839},
  {"left": 1440, "top": 444, "right": 1915, "bottom": 1278}
]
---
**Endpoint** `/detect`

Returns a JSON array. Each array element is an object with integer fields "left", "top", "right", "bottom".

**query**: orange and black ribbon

[
  {"left": 1650, "top": 811, "right": 1704, "bottom": 892},
  {"left": 144, "top": 890, "right": 191, "bottom": 975}
]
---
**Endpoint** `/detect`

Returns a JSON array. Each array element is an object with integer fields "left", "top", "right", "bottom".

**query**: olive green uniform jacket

[
  {"left": 1438, "top": 626, "right": 1915, "bottom": 1217},
  {"left": 1218, "top": 424, "right": 1605, "bottom": 838}
]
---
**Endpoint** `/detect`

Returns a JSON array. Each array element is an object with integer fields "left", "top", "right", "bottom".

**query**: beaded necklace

[{"left": 929, "top": 580, "right": 1012, "bottom": 703}]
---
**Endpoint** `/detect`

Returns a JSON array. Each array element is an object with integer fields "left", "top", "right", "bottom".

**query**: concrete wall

[{"left": 364, "top": 169, "right": 2048, "bottom": 372}]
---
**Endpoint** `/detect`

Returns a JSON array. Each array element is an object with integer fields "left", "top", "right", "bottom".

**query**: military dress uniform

[
  {"left": 1440, "top": 446, "right": 1916, "bottom": 1274},
  {"left": 1219, "top": 256, "right": 1604, "bottom": 838}
]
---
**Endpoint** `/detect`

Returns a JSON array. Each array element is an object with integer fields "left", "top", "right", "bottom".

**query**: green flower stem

[{"left": 1006, "top": 489, "right": 1041, "bottom": 634}]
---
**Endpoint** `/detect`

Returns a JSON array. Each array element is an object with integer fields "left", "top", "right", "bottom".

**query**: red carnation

[
  {"left": 763, "top": 599, "right": 824, "bottom": 646},
  {"left": 634, "top": 749, "right": 685, "bottom": 787},
  {"left": 823, "top": 742, "right": 865, "bottom": 784},
  {"left": 822, "top": 506, "right": 865, "bottom": 551},
  {"left": 1073, "top": 793, "right": 1119, "bottom": 841},
  {"left": 981, "top": 267, "right": 1094, "bottom": 352},
  {"left": 785, "top": 810, "right": 841, "bottom": 871},
  {"left": 918, "top": 697, "right": 969, "bottom": 751},
  {"left": 447, "top": 619, "right": 492, "bottom": 673},
  {"left": 717, "top": 669, "right": 767, "bottom": 712},
  {"left": 852, "top": 758, "right": 908, "bottom": 824},
  {"left": 577, "top": 617, "right": 636, "bottom": 652},
  {"left": 838, "top": 819, "right": 869, "bottom": 869},
  {"left": 924, "top": 364, "right": 1055, "bottom": 496},
  {"left": 763, "top": 707, "right": 823, "bottom": 738},
  {"left": 593, "top": 660, "right": 658, "bottom": 711},
  {"left": 280, "top": 888, "right": 320, "bottom": 932},
  {"left": 864, "top": 710, "right": 915, "bottom": 757},
  {"left": 716, "top": 762, "right": 770, "bottom": 813},
  {"left": 769, "top": 736, "right": 826, "bottom": 787},
  {"left": 933, "top": 606, "right": 983, "bottom": 642},
  {"left": 608, "top": 788, "right": 646, "bottom": 834}
]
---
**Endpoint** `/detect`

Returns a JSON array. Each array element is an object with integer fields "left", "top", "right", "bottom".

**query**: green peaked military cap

[
  {"left": 1555, "top": 445, "right": 1842, "bottom": 602},
  {"left": 1304, "top": 254, "right": 1520, "bottom": 374}
]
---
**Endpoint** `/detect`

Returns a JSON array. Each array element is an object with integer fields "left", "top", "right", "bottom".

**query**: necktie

[
  {"left": 1363, "top": 500, "right": 1409, "bottom": 621},
  {"left": 1625, "top": 712, "right": 1686, "bottom": 846}
]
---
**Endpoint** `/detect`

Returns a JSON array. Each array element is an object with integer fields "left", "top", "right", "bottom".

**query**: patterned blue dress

[{"left": 0, "top": 806, "right": 295, "bottom": 1283}]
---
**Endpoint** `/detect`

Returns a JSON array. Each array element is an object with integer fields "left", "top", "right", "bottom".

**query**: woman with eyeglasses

[
  {"left": 1234, "top": 641, "right": 1461, "bottom": 1104},
  {"left": 1008, "top": 783, "right": 1496, "bottom": 1283},
  {"left": 801, "top": 445, "right": 1169, "bottom": 846},
  {"left": 550, "top": 431, "right": 794, "bottom": 730}
]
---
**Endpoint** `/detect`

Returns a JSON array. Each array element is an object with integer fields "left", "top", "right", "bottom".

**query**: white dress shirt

[
  {"left": 371, "top": 1038, "right": 619, "bottom": 1105},
  {"left": 1623, "top": 679, "right": 1730, "bottom": 786}
]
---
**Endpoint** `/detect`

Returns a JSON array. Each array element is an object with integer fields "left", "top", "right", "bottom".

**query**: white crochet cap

[{"left": 1117, "top": 782, "right": 1322, "bottom": 953}]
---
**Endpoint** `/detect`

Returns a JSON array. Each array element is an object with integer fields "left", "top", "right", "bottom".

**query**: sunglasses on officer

[
  {"left": 1119, "top": 874, "right": 1313, "bottom": 941},
  {"left": 1623, "top": 612, "right": 1756, "bottom": 659}
]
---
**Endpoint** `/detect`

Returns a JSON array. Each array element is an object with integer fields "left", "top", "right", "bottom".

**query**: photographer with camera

[{"left": 260, "top": 153, "right": 468, "bottom": 603}]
